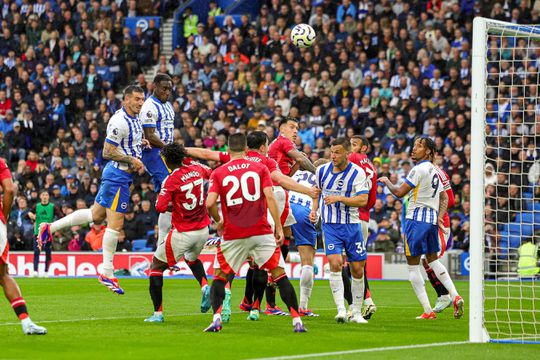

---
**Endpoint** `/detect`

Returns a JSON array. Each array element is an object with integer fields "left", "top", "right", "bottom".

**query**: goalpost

[{"left": 471, "top": 17, "right": 540, "bottom": 344}]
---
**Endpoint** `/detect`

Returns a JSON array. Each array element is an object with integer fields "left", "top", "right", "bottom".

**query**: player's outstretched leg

[
  {"left": 272, "top": 272, "right": 306, "bottom": 333},
  {"left": 422, "top": 258, "right": 451, "bottom": 313},
  {"left": 427, "top": 259, "right": 464, "bottom": 319},
  {"left": 186, "top": 259, "right": 210, "bottom": 313},
  {"left": 408, "top": 263, "right": 436, "bottom": 319},
  {"left": 99, "top": 227, "right": 124, "bottom": 294},
  {"left": 248, "top": 268, "right": 267, "bottom": 321},
  {"left": 362, "top": 266, "right": 377, "bottom": 319},
  {"left": 240, "top": 266, "right": 254, "bottom": 312},
  {"left": 204, "top": 275, "right": 227, "bottom": 332},
  {"left": 145, "top": 268, "right": 165, "bottom": 323},
  {"left": 0, "top": 264, "right": 47, "bottom": 335},
  {"left": 39, "top": 208, "right": 94, "bottom": 245}
]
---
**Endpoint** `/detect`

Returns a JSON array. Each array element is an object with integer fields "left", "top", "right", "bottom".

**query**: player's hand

[
  {"left": 323, "top": 195, "right": 341, "bottom": 205},
  {"left": 307, "top": 186, "right": 321, "bottom": 199},
  {"left": 378, "top": 176, "right": 390, "bottom": 185},
  {"left": 130, "top": 157, "right": 144, "bottom": 172},
  {"left": 215, "top": 219, "right": 224, "bottom": 236},
  {"left": 142, "top": 138, "right": 152, "bottom": 149},
  {"left": 36, "top": 238, "right": 42, "bottom": 251},
  {"left": 274, "top": 225, "right": 284, "bottom": 246},
  {"left": 309, "top": 210, "right": 318, "bottom": 223}
]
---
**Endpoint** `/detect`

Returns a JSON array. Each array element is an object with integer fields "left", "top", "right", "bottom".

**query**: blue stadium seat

[
  {"left": 131, "top": 239, "right": 148, "bottom": 251},
  {"left": 508, "top": 223, "right": 533, "bottom": 236},
  {"left": 532, "top": 203, "right": 540, "bottom": 211},
  {"left": 516, "top": 212, "right": 534, "bottom": 223},
  {"left": 146, "top": 230, "right": 155, "bottom": 237},
  {"left": 523, "top": 192, "right": 533, "bottom": 199}
]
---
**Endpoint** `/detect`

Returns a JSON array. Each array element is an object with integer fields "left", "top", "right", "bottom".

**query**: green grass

[{"left": 0, "top": 278, "right": 537, "bottom": 359}]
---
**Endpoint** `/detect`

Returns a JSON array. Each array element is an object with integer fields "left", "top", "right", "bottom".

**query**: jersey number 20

[{"left": 223, "top": 171, "right": 261, "bottom": 206}]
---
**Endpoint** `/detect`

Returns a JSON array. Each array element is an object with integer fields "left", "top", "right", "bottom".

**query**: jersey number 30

[{"left": 224, "top": 171, "right": 261, "bottom": 206}]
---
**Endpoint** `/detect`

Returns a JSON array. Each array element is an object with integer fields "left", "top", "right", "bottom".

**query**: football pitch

[{"left": 0, "top": 278, "right": 537, "bottom": 359}]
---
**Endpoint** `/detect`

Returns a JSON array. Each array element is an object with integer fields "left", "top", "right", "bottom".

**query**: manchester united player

[
  {"left": 347, "top": 135, "right": 377, "bottom": 319},
  {"left": 0, "top": 158, "right": 47, "bottom": 334},
  {"left": 144, "top": 143, "right": 213, "bottom": 323},
  {"left": 204, "top": 133, "right": 306, "bottom": 333}
]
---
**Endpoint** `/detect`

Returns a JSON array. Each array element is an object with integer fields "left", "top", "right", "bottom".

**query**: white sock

[
  {"left": 351, "top": 276, "right": 365, "bottom": 314},
  {"left": 50, "top": 209, "right": 93, "bottom": 232},
  {"left": 364, "top": 296, "right": 374, "bottom": 306},
  {"left": 292, "top": 316, "right": 302, "bottom": 326},
  {"left": 329, "top": 271, "right": 346, "bottom": 312},
  {"left": 408, "top": 265, "right": 432, "bottom": 314},
  {"left": 158, "top": 212, "right": 172, "bottom": 243},
  {"left": 213, "top": 313, "right": 221, "bottom": 322},
  {"left": 299, "top": 265, "right": 314, "bottom": 309},
  {"left": 21, "top": 317, "right": 32, "bottom": 326},
  {"left": 288, "top": 252, "right": 301, "bottom": 263},
  {"left": 154, "top": 311, "right": 162, "bottom": 316},
  {"left": 429, "top": 260, "right": 459, "bottom": 299},
  {"left": 102, "top": 228, "right": 119, "bottom": 277}
]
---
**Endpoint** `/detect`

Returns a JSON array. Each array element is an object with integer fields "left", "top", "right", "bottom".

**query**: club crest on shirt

[{"left": 146, "top": 111, "right": 152, "bottom": 118}]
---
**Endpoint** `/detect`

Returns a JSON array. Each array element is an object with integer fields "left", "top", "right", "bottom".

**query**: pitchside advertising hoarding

[{"left": 8, "top": 252, "right": 384, "bottom": 279}]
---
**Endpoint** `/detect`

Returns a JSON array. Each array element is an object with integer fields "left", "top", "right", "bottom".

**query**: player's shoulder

[{"left": 109, "top": 110, "right": 128, "bottom": 125}]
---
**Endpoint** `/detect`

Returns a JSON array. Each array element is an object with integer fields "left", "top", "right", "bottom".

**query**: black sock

[
  {"left": 187, "top": 259, "right": 208, "bottom": 287},
  {"left": 243, "top": 267, "right": 255, "bottom": 304},
  {"left": 45, "top": 244, "right": 52, "bottom": 272},
  {"left": 226, "top": 272, "right": 235, "bottom": 286},
  {"left": 423, "top": 261, "right": 449, "bottom": 297},
  {"left": 265, "top": 281, "right": 277, "bottom": 308},
  {"left": 281, "top": 243, "right": 290, "bottom": 260},
  {"left": 149, "top": 274, "right": 163, "bottom": 312},
  {"left": 364, "top": 265, "right": 369, "bottom": 298},
  {"left": 252, "top": 269, "right": 267, "bottom": 310},
  {"left": 33, "top": 249, "right": 39, "bottom": 272},
  {"left": 342, "top": 266, "right": 353, "bottom": 306},
  {"left": 275, "top": 275, "right": 300, "bottom": 317},
  {"left": 210, "top": 278, "right": 227, "bottom": 313}
]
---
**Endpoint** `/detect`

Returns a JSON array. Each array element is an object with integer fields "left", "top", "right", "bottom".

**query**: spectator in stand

[{"left": 85, "top": 223, "right": 106, "bottom": 251}]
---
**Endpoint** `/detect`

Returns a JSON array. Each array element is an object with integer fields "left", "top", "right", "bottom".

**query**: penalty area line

[{"left": 248, "top": 341, "right": 471, "bottom": 360}]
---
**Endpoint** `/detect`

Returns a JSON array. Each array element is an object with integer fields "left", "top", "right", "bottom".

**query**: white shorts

[
  {"left": 272, "top": 186, "right": 296, "bottom": 227},
  {"left": 214, "top": 234, "right": 285, "bottom": 274},
  {"left": 0, "top": 221, "right": 7, "bottom": 264},
  {"left": 360, "top": 220, "right": 369, "bottom": 244},
  {"left": 154, "top": 227, "right": 209, "bottom": 266}
]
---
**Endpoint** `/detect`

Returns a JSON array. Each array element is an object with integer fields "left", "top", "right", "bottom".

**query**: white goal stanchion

[{"left": 471, "top": 17, "right": 540, "bottom": 344}]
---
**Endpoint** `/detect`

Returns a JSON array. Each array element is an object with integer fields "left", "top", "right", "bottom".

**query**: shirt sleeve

[
  {"left": 105, "top": 118, "right": 126, "bottom": 146},
  {"left": 208, "top": 172, "right": 220, "bottom": 194},
  {"left": 219, "top": 152, "right": 231, "bottom": 163},
  {"left": 404, "top": 166, "right": 422, "bottom": 188},
  {"left": 140, "top": 102, "right": 158, "bottom": 128},
  {"left": 260, "top": 166, "right": 273, "bottom": 190},
  {"left": 267, "top": 158, "right": 279, "bottom": 174},
  {"left": 281, "top": 138, "right": 295, "bottom": 154},
  {"left": 155, "top": 175, "right": 173, "bottom": 213}
]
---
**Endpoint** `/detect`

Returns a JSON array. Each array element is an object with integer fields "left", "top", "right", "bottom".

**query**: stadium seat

[
  {"left": 507, "top": 223, "right": 533, "bottom": 236},
  {"left": 146, "top": 230, "right": 155, "bottom": 237},
  {"left": 516, "top": 212, "right": 534, "bottom": 223},
  {"left": 523, "top": 192, "right": 533, "bottom": 199},
  {"left": 131, "top": 239, "right": 148, "bottom": 252},
  {"left": 532, "top": 203, "right": 540, "bottom": 211}
]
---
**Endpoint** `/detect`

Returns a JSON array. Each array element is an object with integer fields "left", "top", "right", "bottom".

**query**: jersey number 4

[
  {"left": 223, "top": 171, "right": 261, "bottom": 206},
  {"left": 181, "top": 178, "right": 204, "bottom": 210}
]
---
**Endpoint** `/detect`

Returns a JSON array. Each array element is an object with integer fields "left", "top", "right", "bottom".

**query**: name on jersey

[
  {"left": 228, "top": 163, "right": 251, "bottom": 172},
  {"left": 244, "top": 156, "right": 262, "bottom": 163},
  {"left": 181, "top": 171, "right": 200, "bottom": 182}
]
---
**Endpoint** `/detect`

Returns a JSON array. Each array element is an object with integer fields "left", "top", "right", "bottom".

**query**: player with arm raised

[
  {"left": 144, "top": 143, "right": 213, "bottom": 323},
  {"left": 0, "top": 158, "right": 47, "bottom": 334},
  {"left": 379, "top": 137, "right": 464, "bottom": 319},
  {"left": 348, "top": 135, "right": 377, "bottom": 319},
  {"left": 38, "top": 85, "right": 146, "bottom": 295},
  {"left": 309, "top": 137, "right": 370, "bottom": 324},
  {"left": 204, "top": 133, "right": 306, "bottom": 333}
]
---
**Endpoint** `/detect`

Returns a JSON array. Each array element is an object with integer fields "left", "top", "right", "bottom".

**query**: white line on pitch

[{"left": 248, "top": 341, "right": 471, "bottom": 360}]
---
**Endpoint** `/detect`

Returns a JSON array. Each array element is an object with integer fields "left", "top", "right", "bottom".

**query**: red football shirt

[
  {"left": 0, "top": 159, "right": 11, "bottom": 224},
  {"left": 209, "top": 158, "right": 274, "bottom": 241},
  {"left": 155, "top": 163, "right": 212, "bottom": 232},
  {"left": 435, "top": 166, "right": 454, "bottom": 228},
  {"left": 219, "top": 150, "right": 280, "bottom": 185},
  {"left": 348, "top": 153, "right": 377, "bottom": 222},
  {"left": 268, "top": 134, "right": 295, "bottom": 176}
]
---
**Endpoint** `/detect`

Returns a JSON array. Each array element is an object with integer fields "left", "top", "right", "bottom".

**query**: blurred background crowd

[{"left": 2, "top": 0, "right": 538, "bottom": 255}]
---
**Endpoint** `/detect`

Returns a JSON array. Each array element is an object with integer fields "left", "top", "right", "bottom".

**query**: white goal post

[{"left": 471, "top": 17, "right": 540, "bottom": 344}]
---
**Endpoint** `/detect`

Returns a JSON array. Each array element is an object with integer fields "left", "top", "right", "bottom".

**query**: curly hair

[{"left": 160, "top": 143, "right": 187, "bottom": 168}]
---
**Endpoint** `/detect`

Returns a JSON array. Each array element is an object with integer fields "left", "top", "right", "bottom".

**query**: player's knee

[{"left": 269, "top": 266, "right": 285, "bottom": 280}]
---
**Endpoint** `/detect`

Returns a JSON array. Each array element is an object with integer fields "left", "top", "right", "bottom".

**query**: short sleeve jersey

[
  {"left": 139, "top": 95, "right": 175, "bottom": 145},
  {"left": 219, "top": 150, "right": 280, "bottom": 185},
  {"left": 209, "top": 159, "right": 273, "bottom": 240},
  {"left": 0, "top": 159, "right": 11, "bottom": 224},
  {"left": 156, "top": 163, "right": 212, "bottom": 232},
  {"left": 349, "top": 153, "right": 377, "bottom": 222},
  {"left": 403, "top": 160, "right": 443, "bottom": 225},
  {"left": 268, "top": 134, "right": 296, "bottom": 176}
]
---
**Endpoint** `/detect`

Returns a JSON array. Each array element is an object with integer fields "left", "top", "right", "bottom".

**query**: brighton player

[
  {"left": 379, "top": 137, "right": 464, "bottom": 319},
  {"left": 186, "top": 131, "right": 318, "bottom": 319},
  {"left": 0, "top": 158, "right": 47, "bottom": 334},
  {"left": 348, "top": 135, "right": 377, "bottom": 319},
  {"left": 38, "top": 85, "right": 146, "bottom": 294},
  {"left": 309, "top": 138, "right": 370, "bottom": 324},
  {"left": 204, "top": 133, "right": 306, "bottom": 333},
  {"left": 288, "top": 158, "right": 329, "bottom": 317},
  {"left": 145, "top": 143, "right": 212, "bottom": 323}
]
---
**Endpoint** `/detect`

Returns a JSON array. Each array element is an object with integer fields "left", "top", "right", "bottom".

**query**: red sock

[
  {"left": 252, "top": 299, "right": 260, "bottom": 310},
  {"left": 201, "top": 277, "right": 208, "bottom": 288},
  {"left": 365, "top": 288, "right": 371, "bottom": 299},
  {"left": 225, "top": 281, "right": 231, "bottom": 290},
  {"left": 11, "top": 297, "right": 28, "bottom": 320},
  {"left": 290, "top": 307, "right": 300, "bottom": 319}
]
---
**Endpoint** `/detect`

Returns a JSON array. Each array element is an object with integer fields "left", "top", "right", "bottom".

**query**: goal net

[{"left": 471, "top": 17, "right": 540, "bottom": 344}]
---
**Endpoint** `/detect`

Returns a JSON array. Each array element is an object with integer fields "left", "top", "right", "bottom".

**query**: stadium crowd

[{"left": 3, "top": 0, "right": 538, "bottom": 255}]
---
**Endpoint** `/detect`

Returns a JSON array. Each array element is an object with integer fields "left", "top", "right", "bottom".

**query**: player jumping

[
  {"left": 309, "top": 138, "right": 370, "bottom": 324},
  {"left": 38, "top": 85, "right": 146, "bottom": 294},
  {"left": 204, "top": 133, "right": 306, "bottom": 333},
  {"left": 379, "top": 137, "right": 464, "bottom": 320},
  {"left": 0, "top": 158, "right": 47, "bottom": 334},
  {"left": 140, "top": 73, "right": 211, "bottom": 311},
  {"left": 145, "top": 143, "right": 213, "bottom": 322}
]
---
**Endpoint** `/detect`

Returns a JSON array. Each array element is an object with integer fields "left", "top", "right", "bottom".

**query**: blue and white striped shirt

[
  {"left": 316, "top": 162, "right": 369, "bottom": 224},
  {"left": 289, "top": 170, "right": 316, "bottom": 208},
  {"left": 403, "top": 160, "right": 443, "bottom": 225},
  {"left": 105, "top": 108, "right": 143, "bottom": 171},
  {"left": 140, "top": 95, "right": 175, "bottom": 145}
]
